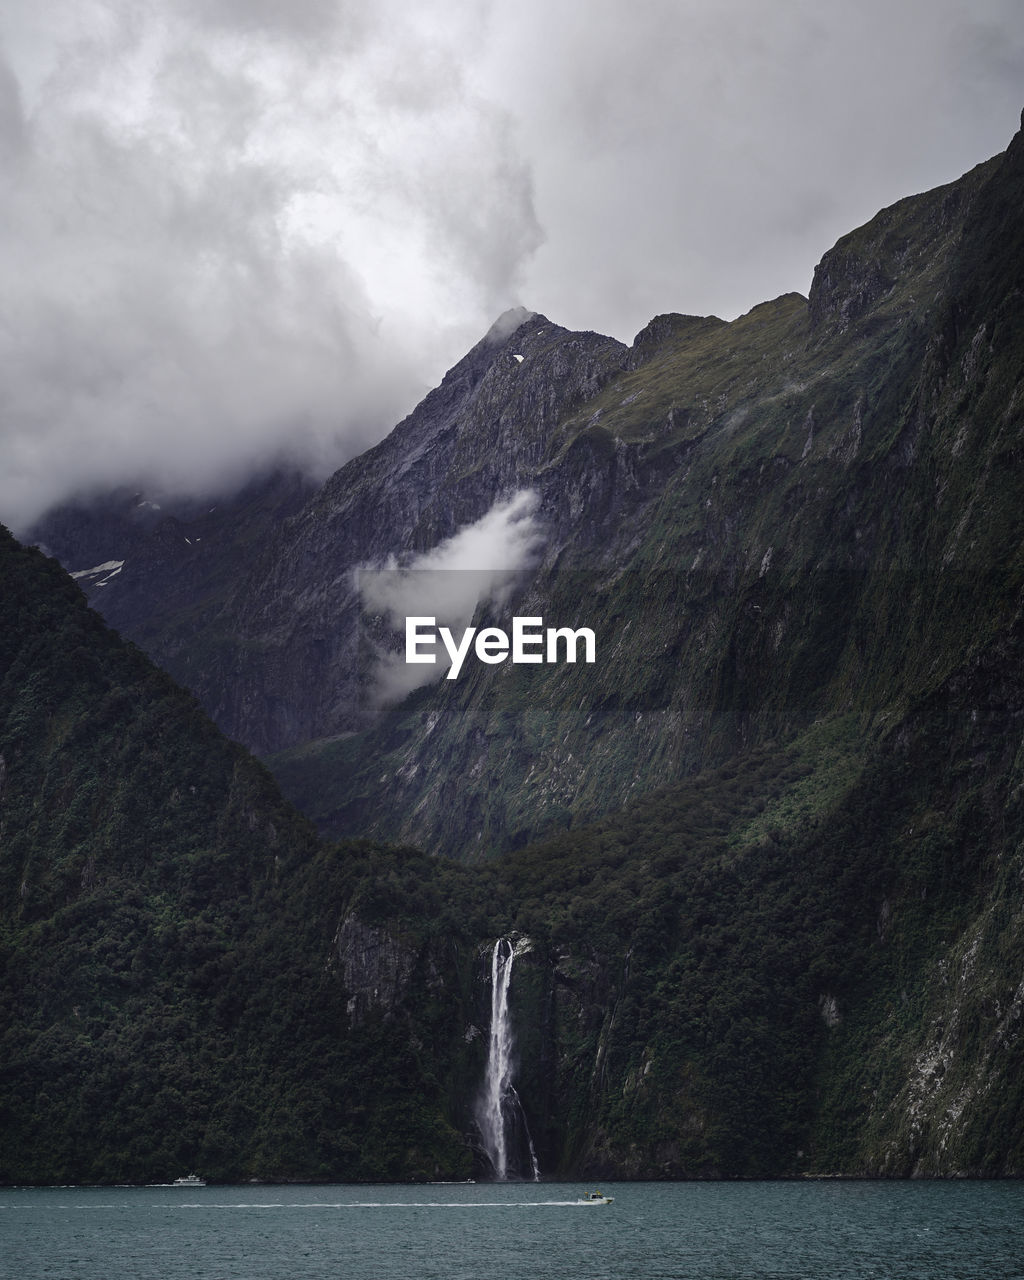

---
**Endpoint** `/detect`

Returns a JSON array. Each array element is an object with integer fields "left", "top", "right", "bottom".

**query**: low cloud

[
  {"left": 359, "top": 489, "right": 545, "bottom": 704},
  {"left": 0, "top": 2, "right": 541, "bottom": 532}
]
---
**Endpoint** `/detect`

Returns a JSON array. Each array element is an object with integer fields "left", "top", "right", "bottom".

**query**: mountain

[
  {"left": 7, "top": 115, "right": 1024, "bottom": 1183},
  {"left": 270, "top": 118, "right": 1024, "bottom": 860},
  {"left": 28, "top": 466, "right": 318, "bottom": 709},
  {"left": 32, "top": 123, "right": 1024, "bottom": 870},
  {"left": 32, "top": 306, "right": 629, "bottom": 757},
  {"left": 8, "top": 517, "right": 1024, "bottom": 1181}
]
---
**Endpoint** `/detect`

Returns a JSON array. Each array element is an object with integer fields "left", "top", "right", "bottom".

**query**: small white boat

[
  {"left": 579, "top": 1189, "right": 613, "bottom": 1204},
  {"left": 172, "top": 1173, "right": 206, "bottom": 1187}
]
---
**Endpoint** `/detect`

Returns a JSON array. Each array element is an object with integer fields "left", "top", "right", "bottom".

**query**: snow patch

[
  {"left": 71, "top": 559, "right": 125, "bottom": 586},
  {"left": 70, "top": 560, "right": 124, "bottom": 579}
]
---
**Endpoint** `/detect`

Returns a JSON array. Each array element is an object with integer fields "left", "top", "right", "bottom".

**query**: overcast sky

[{"left": 1, "top": 0, "right": 1021, "bottom": 532}]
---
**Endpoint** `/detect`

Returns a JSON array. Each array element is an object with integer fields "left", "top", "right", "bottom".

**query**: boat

[
  {"left": 172, "top": 1173, "right": 206, "bottom": 1187},
  {"left": 579, "top": 1189, "right": 613, "bottom": 1204}
]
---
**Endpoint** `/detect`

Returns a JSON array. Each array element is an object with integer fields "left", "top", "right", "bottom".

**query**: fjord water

[{"left": 3, "top": 1181, "right": 1024, "bottom": 1280}]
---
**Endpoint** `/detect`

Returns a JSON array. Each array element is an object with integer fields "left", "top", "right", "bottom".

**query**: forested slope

[{"left": 0, "top": 529, "right": 474, "bottom": 1183}]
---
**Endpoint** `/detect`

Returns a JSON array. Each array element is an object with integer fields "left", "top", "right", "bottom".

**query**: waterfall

[{"left": 477, "top": 936, "right": 540, "bottom": 1181}]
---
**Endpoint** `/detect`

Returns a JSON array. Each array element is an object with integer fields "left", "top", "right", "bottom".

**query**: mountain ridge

[
  {"left": 28, "top": 121, "right": 1024, "bottom": 861},
  {"left": 267, "top": 128, "right": 1022, "bottom": 858}
]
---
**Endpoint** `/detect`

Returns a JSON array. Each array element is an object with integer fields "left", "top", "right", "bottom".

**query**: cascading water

[{"left": 477, "top": 936, "right": 540, "bottom": 1181}]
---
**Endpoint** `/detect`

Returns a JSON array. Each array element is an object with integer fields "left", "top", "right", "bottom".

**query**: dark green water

[{"left": 2, "top": 1180, "right": 1023, "bottom": 1279}]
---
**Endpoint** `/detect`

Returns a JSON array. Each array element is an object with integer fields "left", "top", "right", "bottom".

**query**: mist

[{"left": 359, "top": 489, "right": 544, "bottom": 703}]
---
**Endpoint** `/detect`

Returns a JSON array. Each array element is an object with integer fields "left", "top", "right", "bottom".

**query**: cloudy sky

[{"left": 1, "top": 0, "right": 1021, "bottom": 531}]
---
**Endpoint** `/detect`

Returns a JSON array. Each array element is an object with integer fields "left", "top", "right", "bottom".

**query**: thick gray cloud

[
  {"left": 0, "top": 0, "right": 1020, "bottom": 531},
  {"left": 0, "top": 0, "right": 538, "bottom": 529},
  {"left": 478, "top": 0, "right": 1024, "bottom": 335}
]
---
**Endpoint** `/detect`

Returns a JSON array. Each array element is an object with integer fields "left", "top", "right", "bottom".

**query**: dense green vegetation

[
  {"left": 322, "top": 672, "right": 1024, "bottom": 1178},
  {"left": 0, "top": 530, "right": 476, "bottom": 1184},
  {"left": 9, "top": 515, "right": 1024, "bottom": 1182}
]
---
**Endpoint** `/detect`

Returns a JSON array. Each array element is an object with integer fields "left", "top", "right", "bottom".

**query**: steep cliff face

[
  {"left": 271, "top": 128, "right": 1023, "bottom": 860},
  {"left": 34, "top": 310, "right": 629, "bottom": 756},
  {"left": 329, "top": 676, "right": 1024, "bottom": 1181},
  {"left": 199, "top": 311, "right": 629, "bottom": 754}
]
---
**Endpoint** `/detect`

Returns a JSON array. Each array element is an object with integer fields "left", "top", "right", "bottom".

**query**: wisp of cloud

[{"left": 359, "top": 489, "right": 545, "bottom": 704}]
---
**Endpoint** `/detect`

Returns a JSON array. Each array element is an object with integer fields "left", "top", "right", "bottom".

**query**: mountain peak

[{"left": 483, "top": 306, "right": 538, "bottom": 345}]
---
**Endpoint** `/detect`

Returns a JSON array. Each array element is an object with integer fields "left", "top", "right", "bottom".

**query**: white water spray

[{"left": 478, "top": 937, "right": 540, "bottom": 1181}]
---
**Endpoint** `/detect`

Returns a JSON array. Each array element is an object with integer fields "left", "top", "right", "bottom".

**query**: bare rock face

[
  {"left": 196, "top": 311, "right": 629, "bottom": 755},
  {"left": 334, "top": 914, "right": 416, "bottom": 1022},
  {"left": 37, "top": 310, "right": 629, "bottom": 756}
]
